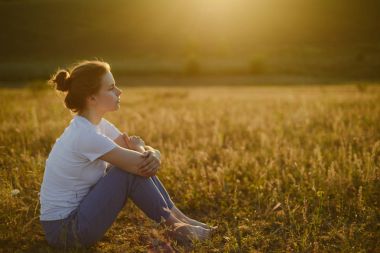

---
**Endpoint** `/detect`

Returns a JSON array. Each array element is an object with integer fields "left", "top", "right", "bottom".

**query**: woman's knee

[
  {"left": 107, "top": 166, "right": 152, "bottom": 192},
  {"left": 106, "top": 166, "right": 137, "bottom": 183},
  {"left": 108, "top": 166, "right": 137, "bottom": 178}
]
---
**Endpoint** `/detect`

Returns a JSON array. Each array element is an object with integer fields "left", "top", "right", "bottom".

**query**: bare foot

[
  {"left": 170, "top": 206, "right": 216, "bottom": 230},
  {"left": 169, "top": 223, "right": 210, "bottom": 243},
  {"left": 182, "top": 218, "right": 216, "bottom": 231}
]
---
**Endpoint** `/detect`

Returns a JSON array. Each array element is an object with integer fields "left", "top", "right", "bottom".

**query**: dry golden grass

[{"left": 0, "top": 84, "right": 379, "bottom": 252}]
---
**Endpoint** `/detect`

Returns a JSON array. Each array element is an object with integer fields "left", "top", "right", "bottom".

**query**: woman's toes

[
  {"left": 196, "top": 226, "right": 211, "bottom": 240},
  {"left": 196, "top": 222, "right": 217, "bottom": 231},
  {"left": 169, "top": 224, "right": 210, "bottom": 243},
  {"left": 209, "top": 225, "right": 218, "bottom": 231},
  {"left": 208, "top": 225, "right": 218, "bottom": 236}
]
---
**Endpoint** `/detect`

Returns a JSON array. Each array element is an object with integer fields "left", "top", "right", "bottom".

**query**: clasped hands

[{"left": 122, "top": 133, "right": 161, "bottom": 178}]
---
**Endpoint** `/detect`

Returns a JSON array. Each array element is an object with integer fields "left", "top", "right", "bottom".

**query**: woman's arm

[
  {"left": 108, "top": 133, "right": 160, "bottom": 176},
  {"left": 113, "top": 133, "right": 146, "bottom": 152},
  {"left": 113, "top": 134, "right": 129, "bottom": 149},
  {"left": 114, "top": 133, "right": 160, "bottom": 157},
  {"left": 145, "top": 145, "right": 161, "bottom": 160},
  {"left": 100, "top": 146, "right": 160, "bottom": 177}
]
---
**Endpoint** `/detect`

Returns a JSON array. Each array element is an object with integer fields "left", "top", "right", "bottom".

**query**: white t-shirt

[{"left": 39, "top": 115, "right": 122, "bottom": 221}]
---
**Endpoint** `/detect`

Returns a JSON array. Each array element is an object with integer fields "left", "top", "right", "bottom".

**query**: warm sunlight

[
  {"left": 137, "top": 0, "right": 317, "bottom": 54},
  {"left": 1, "top": 0, "right": 379, "bottom": 251}
]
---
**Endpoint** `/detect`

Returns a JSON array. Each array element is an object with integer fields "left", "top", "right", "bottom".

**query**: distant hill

[{"left": 1, "top": 0, "right": 379, "bottom": 81}]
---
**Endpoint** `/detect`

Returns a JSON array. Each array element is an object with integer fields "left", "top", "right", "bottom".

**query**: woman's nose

[{"left": 117, "top": 87, "right": 122, "bottom": 95}]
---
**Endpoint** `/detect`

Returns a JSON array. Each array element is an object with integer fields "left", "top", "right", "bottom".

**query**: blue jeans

[{"left": 40, "top": 166, "right": 174, "bottom": 248}]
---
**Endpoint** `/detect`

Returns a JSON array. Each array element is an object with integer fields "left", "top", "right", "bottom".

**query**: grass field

[{"left": 0, "top": 84, "right": 379, "bottom": 252}]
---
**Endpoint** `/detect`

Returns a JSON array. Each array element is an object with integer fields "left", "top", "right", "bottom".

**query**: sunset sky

[{"left": 0, "top": 0, "right": 379, "bottom": 81}]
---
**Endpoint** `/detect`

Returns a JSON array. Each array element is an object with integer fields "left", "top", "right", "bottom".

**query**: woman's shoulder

[
  {"left": 70, "top": 115, "right": 98, "bottom": 131},
  {"left": 58, "top": 117, "right": 98, "bottom": 145},
  {"left": 98, "top": 117, "right": 119, "bottom": 132},
  {"left": 99, "top": 117, "right": 114, "bottom": 127}
]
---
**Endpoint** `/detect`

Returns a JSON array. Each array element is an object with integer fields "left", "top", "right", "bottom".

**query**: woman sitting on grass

[{"left": 39, "top": 60, "right": 213, "bottom": 249}]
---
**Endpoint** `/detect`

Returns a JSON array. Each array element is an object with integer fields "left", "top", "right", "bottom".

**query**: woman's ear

[
  {"left": 86, "top": 95, "right": 97, "bottom": 106},
  {"left": 89, "top": 95, "right": 96, "bottom": 101}
]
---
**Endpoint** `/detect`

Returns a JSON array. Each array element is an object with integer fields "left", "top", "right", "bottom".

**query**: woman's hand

[
  {"left": 137, "top": 150, "right": 161, "bottom": 177},
  {"left": 145, "top": 145, "right": 161, "bottom": 160},
  {"left": 122, "top": 133, "right": 161, "bottom": 177},
  {"left": 122, "top": 133, "right": 145, "bottom": 152}
]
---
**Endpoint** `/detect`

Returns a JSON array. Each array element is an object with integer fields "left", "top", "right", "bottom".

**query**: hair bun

[{"left": 52, "top": 70, "right": 71, "bottom": 92}]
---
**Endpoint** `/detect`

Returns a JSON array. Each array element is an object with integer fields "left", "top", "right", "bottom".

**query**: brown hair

[{"left": 48, "top": 60, "right": 111, "bottom": 113}]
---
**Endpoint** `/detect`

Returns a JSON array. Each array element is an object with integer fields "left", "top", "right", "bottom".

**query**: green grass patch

[{"left": 0, "top": 85, "right": 379, "bottom": 252}]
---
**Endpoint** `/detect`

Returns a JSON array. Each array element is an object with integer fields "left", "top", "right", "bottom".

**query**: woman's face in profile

[{"left": 93, "top": 71, "right": 122, "bottom": 113}]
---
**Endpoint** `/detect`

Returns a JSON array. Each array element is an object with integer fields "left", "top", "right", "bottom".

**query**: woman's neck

[{"left": 78, "top": 109, "right": 103, "bottom": 126}]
